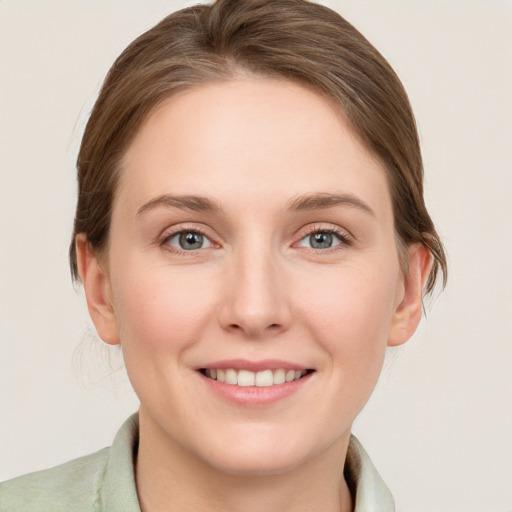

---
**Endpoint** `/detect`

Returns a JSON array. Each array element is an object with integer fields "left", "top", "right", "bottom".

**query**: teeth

[
  {"left": 225, "top": 369, "right": 237, "bottom": 385},
  {"left": 203, "top": 368, "right": 309, "bottom": 386},
  {"left": 273, "top": 368, "right": 286, "bottom": 385},
  {"left": 237, "top": 369, "right": 255, "bottom": 387},
  {"left": 255, "top": 369, "right": 273, "bottom": 387}
]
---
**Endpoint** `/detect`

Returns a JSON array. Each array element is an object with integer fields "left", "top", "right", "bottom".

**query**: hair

[{"left": 69, "top": 0, "right": 447, "bottom": 294}]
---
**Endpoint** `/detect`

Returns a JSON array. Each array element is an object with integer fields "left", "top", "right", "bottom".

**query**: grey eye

[
  {"left": 298, "top": 231, "right": 341, "bottom": 249},
  {"left": 310, "top": 232, "right": 333, "bottom": 249},
  {"left": 167, "top": 231, "right": 212, "bottom": 250}
]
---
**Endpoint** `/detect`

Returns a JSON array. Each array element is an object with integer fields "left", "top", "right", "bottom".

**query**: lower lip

[{"left": 199, "top": 371, "right": 313, "bottom": 407}]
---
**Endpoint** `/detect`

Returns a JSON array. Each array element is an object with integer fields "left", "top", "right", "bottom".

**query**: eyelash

[
  {"left": 296, "top": 225, "right": 353, "bottom": 251},
  {"left": 160, "top": 225, "right": 217, "bottom": 254},
  {"left": 159, "top": 224, "right": 353, "bottom": 255}
]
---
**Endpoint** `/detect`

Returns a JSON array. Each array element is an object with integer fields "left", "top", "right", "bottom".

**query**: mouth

[{"left": 199, "top": 368, "right": 315, "bottom": 387}]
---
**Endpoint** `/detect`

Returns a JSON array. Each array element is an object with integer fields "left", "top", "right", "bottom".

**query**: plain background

[{"left": 1, "top": 1, "right": 511, "bottom": 510}]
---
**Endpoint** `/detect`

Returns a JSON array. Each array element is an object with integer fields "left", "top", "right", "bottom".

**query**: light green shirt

[{"left": 0, "top": 414, "right": 394, "bottom": 511}]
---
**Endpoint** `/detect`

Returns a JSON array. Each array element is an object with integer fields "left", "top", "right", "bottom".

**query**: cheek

[
  {"left": 110, "top": 265, "right": 218, "bottom": 356},
  {"left": 109, "top": 265, "right": 221, "bottom": 415},
  {"left": 300, "top": 258, "right": 400, "bottom": 371}
]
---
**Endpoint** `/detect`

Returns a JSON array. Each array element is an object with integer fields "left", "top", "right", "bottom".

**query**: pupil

[
  {"left": 310, "top": 232, "right": 332, "bottom": 249},
  {"left": 180, "top": 232, "right": 203, "bottom": 250}
]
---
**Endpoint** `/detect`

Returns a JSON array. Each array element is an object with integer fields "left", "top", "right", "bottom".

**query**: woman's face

[{"left": 84, "top": 78, "right": 423, "bottom": 474}]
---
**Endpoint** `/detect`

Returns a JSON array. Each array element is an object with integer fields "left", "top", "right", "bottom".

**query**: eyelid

[
  {"left": 166, "top": 231, "right": 213, "bottom": 250},
  {"left": 293, "top": 223, "right": 353, "bottom": 249},
  {"left": 159, "top": 223, "right": 220, "bottom": 252},
  {"left": 157, "top": 222, "right": 353, "bottom": 253}
]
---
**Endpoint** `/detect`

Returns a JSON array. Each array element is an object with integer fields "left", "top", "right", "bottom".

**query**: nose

[{"left": 218, "top": 243, "right": 292, "bottom": 339}]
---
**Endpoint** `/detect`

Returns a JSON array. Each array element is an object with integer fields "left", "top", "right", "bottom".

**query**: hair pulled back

[{"left": 70, "top": 0, "right": 447, "bottom": 293}]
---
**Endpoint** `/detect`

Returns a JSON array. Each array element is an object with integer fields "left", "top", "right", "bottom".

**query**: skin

[{"left": 76, "top": 78, "right": 431, "bottom": 512}]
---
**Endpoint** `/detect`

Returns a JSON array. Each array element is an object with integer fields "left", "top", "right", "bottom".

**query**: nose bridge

[{"left": 219, "top": 234, "right": 290, "bottom": 337}]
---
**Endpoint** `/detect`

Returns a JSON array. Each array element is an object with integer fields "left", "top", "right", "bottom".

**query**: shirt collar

[
  {"left": 101, "top": 414, "right": 141, "bottom": 511},
  {"left": 345, "top": 435, "right": 395, "bottom": 511}
]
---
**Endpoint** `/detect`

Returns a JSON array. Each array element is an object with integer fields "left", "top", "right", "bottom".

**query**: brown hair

[{"left": 70, "top": 0, "right": 447, "bottom": 293}]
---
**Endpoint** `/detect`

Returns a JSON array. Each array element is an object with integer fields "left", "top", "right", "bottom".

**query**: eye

[
  {"left": 165, "top": 230, "right": 213, "bottom": 251},
  {"left": 297, "top": 230, "right": 344, "bottom": 250}
]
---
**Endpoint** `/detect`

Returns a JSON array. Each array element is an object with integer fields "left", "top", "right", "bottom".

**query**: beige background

[{"left": 1, "top": 1, "right": 511, "bottom": 510}]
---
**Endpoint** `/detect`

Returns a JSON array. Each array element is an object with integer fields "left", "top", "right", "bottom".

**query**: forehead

[{"left": 118, "top": 78, "right": 391, "bottom": 217}]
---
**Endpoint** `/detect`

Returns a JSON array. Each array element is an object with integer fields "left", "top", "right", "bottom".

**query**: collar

[
  {"left": 345, "top": 435, "right": 395, "bottom": 511},
  {"left": 100, "top": 414, "right": 141, "bottom": 511}
]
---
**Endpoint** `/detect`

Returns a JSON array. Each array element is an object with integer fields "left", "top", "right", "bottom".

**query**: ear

[
  {"left": 75, "top": 234, "right": 120, "bottom": 345},
  {"left": 388, "top": 243, "right": 432, "bottom": 347}
]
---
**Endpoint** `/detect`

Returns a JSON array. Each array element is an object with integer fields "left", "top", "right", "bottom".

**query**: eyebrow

[
  {"left": 137, "top": 194, "right": 222, "bottom": 216},
  {"left": 287, "top": 193, "right": 375, "bottom": 216},
  {"left": 136, "top": 192, "right": 375, "bottom": 217}
]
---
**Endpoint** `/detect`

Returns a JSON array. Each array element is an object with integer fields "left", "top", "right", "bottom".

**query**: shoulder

[
  {"left": 0, "top": 414, "right": 140, "bottom": 512},
  {"left": 0, "top": 447, "right": 110, "bottom": 512}
]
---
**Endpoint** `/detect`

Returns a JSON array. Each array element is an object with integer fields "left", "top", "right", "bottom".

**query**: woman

[{"left": 0, "top": 0, "right": 446, "bottom": 510}]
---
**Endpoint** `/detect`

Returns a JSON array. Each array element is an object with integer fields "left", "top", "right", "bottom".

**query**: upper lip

[{"left": 198, "top": 359, "right": 312, "bottom": 372}]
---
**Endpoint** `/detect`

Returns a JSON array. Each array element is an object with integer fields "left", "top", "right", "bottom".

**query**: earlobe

[
  {"left": 75, "top": 234, "right": 120, "bottom": 345},
  {"left": 388, "top": 244, "right": 432, "bottom": 347}
]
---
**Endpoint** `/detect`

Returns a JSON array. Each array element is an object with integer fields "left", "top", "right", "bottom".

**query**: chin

[
  {"left": 208, "top": 447, "right": 305, "bottom": 477},
  {"left": 194, "top": 424, "right": 329, "bottom": 477}
]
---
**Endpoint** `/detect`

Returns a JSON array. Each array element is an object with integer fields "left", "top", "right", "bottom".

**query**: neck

[{"left": 135, "top": 410, "right": 353, "bottom": 512}]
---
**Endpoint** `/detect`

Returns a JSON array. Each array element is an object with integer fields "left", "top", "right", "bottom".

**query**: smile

[{"left": 200, "top": 368, "right": 312, "bottom": 387}]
